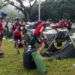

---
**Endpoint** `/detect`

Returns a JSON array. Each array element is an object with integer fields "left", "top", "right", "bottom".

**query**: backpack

[{"left": 23, "top": 45, "right": 36, "bottom": 69}]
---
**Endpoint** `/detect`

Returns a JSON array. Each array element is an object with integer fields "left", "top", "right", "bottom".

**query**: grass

[{"left": 0, "top": 39, "right": 75, "bottom": 75}]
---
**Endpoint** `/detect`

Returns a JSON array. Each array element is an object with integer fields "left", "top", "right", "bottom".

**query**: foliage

[
  {"left": 1, "top": 0, "right": 75, "bottom": 21},
  {"left": 0, "top": 0, "right": 8, "bottom": 9},
  {"left": 4, "top": 0, "right": 37, "bottom": 21},
  {"left": 41, "top": 0, "right": 75, "bottom": 21},
  {"left": 30, "top": 0, "right": 75, "bottom": 21}
]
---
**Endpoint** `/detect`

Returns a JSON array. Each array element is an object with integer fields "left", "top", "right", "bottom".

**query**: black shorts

[
  {"left": 14, "top": 35, "right": 22, "bottom": 44},
  {"left": 0, "top": 32, "right": 3, "bottom": 40}
]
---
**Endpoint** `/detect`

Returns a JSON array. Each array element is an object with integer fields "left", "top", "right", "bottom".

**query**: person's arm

[{"left": 37, "top": 40, "right": 45, "bottom": 53}]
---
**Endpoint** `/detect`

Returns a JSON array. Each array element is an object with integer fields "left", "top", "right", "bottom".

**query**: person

[
  {"left": 30, "top": 21, "right": 46, "bottom": 53},
  {"left": 0, "top": 18, "right": 5, "bottom": 57},
  {"left": 20, "top": 20, "right": 30, "bottom": 48},
  {"left": 12, "top": 18, "right": 21, "bottom": 32},
  {"left": 57, "top": 19, "right": 66, "bottom": 28},
  {"left": 33, "top": 21, "right": 46, "bottom": 37},
  {"left": 52, "top": 19, "right": 64, "bottom": 29},
  {"left": 52, "top": 18, "right": 70, "bottom": 29},
  {"left": 67, "top": 19, "right": 72, "bottom": 31},
  {"left": 13, "top": 26, "right": 22, "bottom": 54},
  {"left": 12, "top": 18, "right": 22, "bottom": 54}
]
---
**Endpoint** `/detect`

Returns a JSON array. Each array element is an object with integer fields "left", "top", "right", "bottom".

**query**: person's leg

[
  {"left": 15, "top": 40, "right": 20, "bottom": 54},
  {"left": 0, "top": 32, "right": 4, "bottom": 50},
  {"left": 0, "top": 37, "right": 4, "bottom": 57},
  {"left": 0, "top": 39, "right": 2, "bottom": 50},
  {"left": 14, "top": 36, "right": 20, "bottom": 54}
]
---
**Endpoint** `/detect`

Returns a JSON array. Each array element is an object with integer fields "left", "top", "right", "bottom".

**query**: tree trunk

[{"left": 22, "top": 9, "right": 30, "bottom": 21}]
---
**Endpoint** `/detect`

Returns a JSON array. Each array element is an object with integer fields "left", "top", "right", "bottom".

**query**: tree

[
  {"left": 4, "top": 0, "right": 37, "bottom": 21},
  {"left": 0, "top": 0, "right": 8, "bottom": 9},
  {"left": 40, "top": 0, "right": 75, "bottom": 21}
]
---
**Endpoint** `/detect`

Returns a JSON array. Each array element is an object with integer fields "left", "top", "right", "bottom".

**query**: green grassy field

[{"left": 0, "top": 39, "right": 75, "bottom": 75}]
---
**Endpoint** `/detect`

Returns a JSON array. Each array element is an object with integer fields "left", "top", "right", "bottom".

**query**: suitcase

[{"left": 23, "top": 46, "right": 36, "bottom": 69}]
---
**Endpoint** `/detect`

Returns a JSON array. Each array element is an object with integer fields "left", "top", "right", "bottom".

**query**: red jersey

[
  {"left": 52, "top": 20, "right": 70, "bottom": 29},
  {"left": 34, "top": 22, "right": 46, "bottom": 37},
  {"left": 12, "top": 22, "right": 21, "bottom": 32},
  {"left": 12, "top": 22, "right": 22, "bottom": 37},
  {"left": 14, "top": 28, "right": 21, "bottom": 37}
]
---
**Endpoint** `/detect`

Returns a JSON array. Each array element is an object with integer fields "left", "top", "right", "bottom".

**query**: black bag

[
  {"left": 23, "top": 47, "right": 36, "bottom": 69},
  {"left": 56, "top": 31, "right": 66, "bottom": 42}
]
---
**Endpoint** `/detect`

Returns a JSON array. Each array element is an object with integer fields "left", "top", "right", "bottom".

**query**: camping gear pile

[{"left": 23, "top": 20, "right": 75, "bottom": 74}]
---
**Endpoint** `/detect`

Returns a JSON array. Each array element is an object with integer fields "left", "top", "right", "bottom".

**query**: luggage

[{"left": 23, "top": 45, "right": 36, "bottom": 69}]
